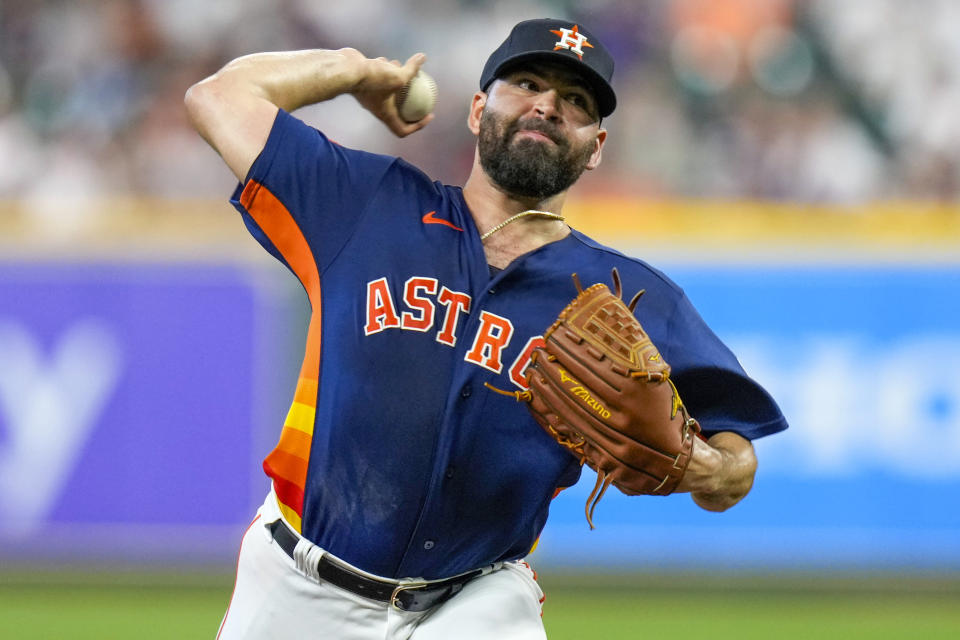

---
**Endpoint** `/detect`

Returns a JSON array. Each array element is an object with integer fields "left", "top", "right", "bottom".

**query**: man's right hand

[{"left": 351, "top": 53, "right": 433, "bottom": 137}]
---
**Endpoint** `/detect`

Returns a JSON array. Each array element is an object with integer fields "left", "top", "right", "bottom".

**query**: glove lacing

[{"left": 585, "top": 471, "right": 614, "bottom": 530}]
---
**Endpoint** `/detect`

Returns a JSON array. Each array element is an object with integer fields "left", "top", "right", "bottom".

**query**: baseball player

[{"left": 185, "top": 18, "right": 787, "bottom": 640}]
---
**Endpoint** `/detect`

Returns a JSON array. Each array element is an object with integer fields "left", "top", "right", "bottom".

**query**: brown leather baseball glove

[{"left": 488, "top": 269, "right": 701, "bottom": 528}]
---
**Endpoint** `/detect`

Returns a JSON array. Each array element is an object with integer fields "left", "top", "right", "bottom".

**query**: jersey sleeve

[
  {"left": 229, "top": 109, "right": 397, "bottom": 273},
  {"left": 662, "top": 293, "right": 788, "bottom": 441}
]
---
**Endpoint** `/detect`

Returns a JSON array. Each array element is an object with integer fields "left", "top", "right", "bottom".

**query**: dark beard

[{"left": 477, "top": 109, "right": 594, "bottom": 199}]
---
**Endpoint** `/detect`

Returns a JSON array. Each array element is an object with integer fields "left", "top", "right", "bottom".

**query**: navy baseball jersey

[{"left": 231, "top": 109, "right": 788, "bottom": 580}]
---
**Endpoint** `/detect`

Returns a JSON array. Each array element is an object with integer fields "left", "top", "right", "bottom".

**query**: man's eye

[
  {"left": 517, "top": 79, "right": 539, "bottom": 92},
  {"left": 565, "top": 93, "right": 588, "bottom": 109}
]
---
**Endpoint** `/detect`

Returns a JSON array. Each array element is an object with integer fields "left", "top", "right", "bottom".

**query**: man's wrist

[
  {"left": 677, "top": 437, "right": 723, "bottom": 494},
  {"left": 688, "top": 433, "right": 757, "bottom": 511}
]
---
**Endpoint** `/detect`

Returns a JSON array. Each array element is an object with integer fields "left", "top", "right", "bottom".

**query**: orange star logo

[{"left": 550, "top": 25, "right": 594, "bottom": 60}]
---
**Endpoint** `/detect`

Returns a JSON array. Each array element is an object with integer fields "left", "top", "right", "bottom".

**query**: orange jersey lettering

[
  {"left": 436, "top": 286, "right": 472, "bottom": 346},
  {"left": 401, "top": 277, "right": 439, "bottom": 332},
  {"left": 364, "top": 278, "right": 401, "bottom": 335},
  {"left": 507, "top": 335, "right": 545, "bottom": 389},
  {"left": 464, "top": 311, "right": 515, "bottom": 373}
]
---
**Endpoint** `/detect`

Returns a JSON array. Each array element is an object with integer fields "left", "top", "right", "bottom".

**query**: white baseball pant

[{"left": 216, "top": 490, "right": 548, "bottom": 640}]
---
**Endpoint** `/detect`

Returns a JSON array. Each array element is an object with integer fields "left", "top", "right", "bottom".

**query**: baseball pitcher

[{"left": 185, "top": 18, "right": 788, "bottom": 640}]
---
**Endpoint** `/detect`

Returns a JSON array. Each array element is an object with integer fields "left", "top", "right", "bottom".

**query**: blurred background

[{"left": 1, "top": 0, "right": 959, "bottom": 638}]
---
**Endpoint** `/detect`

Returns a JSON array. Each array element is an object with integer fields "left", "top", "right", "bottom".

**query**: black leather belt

[{"left": 267, "top": 519, "right": 482, "bottom": 612}]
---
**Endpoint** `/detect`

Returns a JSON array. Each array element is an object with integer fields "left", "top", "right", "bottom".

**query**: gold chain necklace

[{"left": 479, "top": 210, "right": 566, "bottom": 241}]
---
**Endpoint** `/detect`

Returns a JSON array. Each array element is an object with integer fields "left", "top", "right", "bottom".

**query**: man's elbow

[
  {"left": 183, "top": 78, "right": 219, "bottom": 137},
  {"left": 182, "top": 72, "right": 275, "bottom": 181}
]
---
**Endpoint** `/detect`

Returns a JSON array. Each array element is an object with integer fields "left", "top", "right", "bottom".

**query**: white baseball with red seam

[{"left": 395, "top": 70, "right": 437, "bottom": 123}]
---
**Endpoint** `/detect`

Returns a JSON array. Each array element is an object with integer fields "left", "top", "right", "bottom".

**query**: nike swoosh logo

[{"left": 422, "top": 211, "right": 463, "bottom": 232}]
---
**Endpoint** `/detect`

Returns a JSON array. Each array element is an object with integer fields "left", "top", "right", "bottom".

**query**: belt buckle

[{"left": 390, "top": 581, "right": 428, "bottom": 611}]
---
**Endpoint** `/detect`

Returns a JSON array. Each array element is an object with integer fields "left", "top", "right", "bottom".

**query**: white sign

[{"left": 0, "top": 319, "right": 123, "bottom": 533}]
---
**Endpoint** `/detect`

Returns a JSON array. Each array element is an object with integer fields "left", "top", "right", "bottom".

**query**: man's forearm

[
  {"left": 185, "top": 49, "right": 366, "bottom": 180},
  {"left": 677, "top": 431, "right": 758, "bottom": 512},
  {"left": 185, "top": 48, "right": 427, "bottom": 180},
  {"left": 200, "top": 48, "right": 369, "bottom": 114}
]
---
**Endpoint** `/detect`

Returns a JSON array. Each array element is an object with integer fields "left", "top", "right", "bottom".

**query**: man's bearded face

[{"left": 477, "top": 107, "right": 595, "bottom": 199}]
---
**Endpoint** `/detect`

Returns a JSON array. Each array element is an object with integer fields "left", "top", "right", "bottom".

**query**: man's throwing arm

[{"left": 184, "top": 48, "right": 430, "bottom": 180}]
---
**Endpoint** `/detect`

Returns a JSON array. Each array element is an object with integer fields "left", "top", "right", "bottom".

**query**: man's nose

[{"left": 531, "top": 88, "right": 562, "bottom": 120}]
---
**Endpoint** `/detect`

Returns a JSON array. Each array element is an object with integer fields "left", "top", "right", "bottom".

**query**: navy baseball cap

[{"left": 480, "top": 18, "right": 616, "bottom": 118}]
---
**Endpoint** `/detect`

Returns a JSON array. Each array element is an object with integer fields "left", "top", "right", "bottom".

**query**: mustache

[{"left": 508, "top": 118, "right": 564, "bottom": 146}]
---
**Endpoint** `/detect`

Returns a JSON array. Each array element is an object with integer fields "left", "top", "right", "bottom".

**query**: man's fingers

[
  {"left": 406, "top": 52, "right": 427, "bottom": 67},
  {"left": 389, "top": 112, "right": 434, "bottom": 138},
  {"left": 354, "top": 52, "right": 431, "bottom": 137},
  {"left": 402, "top": 112, "right": 435, "bottom": 134},
  {"left": 403, "top": 53, "right": 427, "bottom": 77}
]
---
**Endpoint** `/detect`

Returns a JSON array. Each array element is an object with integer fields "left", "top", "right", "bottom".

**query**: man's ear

[
  {"left": 467, "top": 91, "right": 487, "bottom": 135},
  {"left": 586, "top": 127, "right": 607, "bottom": 171}
]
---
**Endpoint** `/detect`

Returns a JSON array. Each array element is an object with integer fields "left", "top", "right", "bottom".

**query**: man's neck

[
  {"left": 462, "top": 163, "right": 571, "bottom": 269},
  {"left": 462, "top": 162, "right": 567, "bottom": 233}
]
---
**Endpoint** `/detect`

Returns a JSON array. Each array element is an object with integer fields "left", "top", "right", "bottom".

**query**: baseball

[{"left": 395, "top": 70, "right": 437, "bottom": 123}]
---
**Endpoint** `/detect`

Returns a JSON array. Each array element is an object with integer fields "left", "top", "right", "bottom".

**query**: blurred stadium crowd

[{"left": 1, "top": 0, "right": 959, "bottom": 218}]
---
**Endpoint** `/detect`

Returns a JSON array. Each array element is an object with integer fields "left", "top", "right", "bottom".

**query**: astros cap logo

[{"left": 550, "top": 24, "right": 594, "bottom": 60}]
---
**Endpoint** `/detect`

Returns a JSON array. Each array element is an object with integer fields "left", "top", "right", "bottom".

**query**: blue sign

[{"left": 0, "top": 262, "right": 295, "bottom": 560}]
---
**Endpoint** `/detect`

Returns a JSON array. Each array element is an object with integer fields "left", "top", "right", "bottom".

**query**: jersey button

[
  {"left": 445, "top": 467, "right": 455, "bottom": 479},
  {"left": 460, "top": 385, "right": 472, "bottom": 398},
  {"left": 423, "top": 540, "right": 435, "bottom": 550}
]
